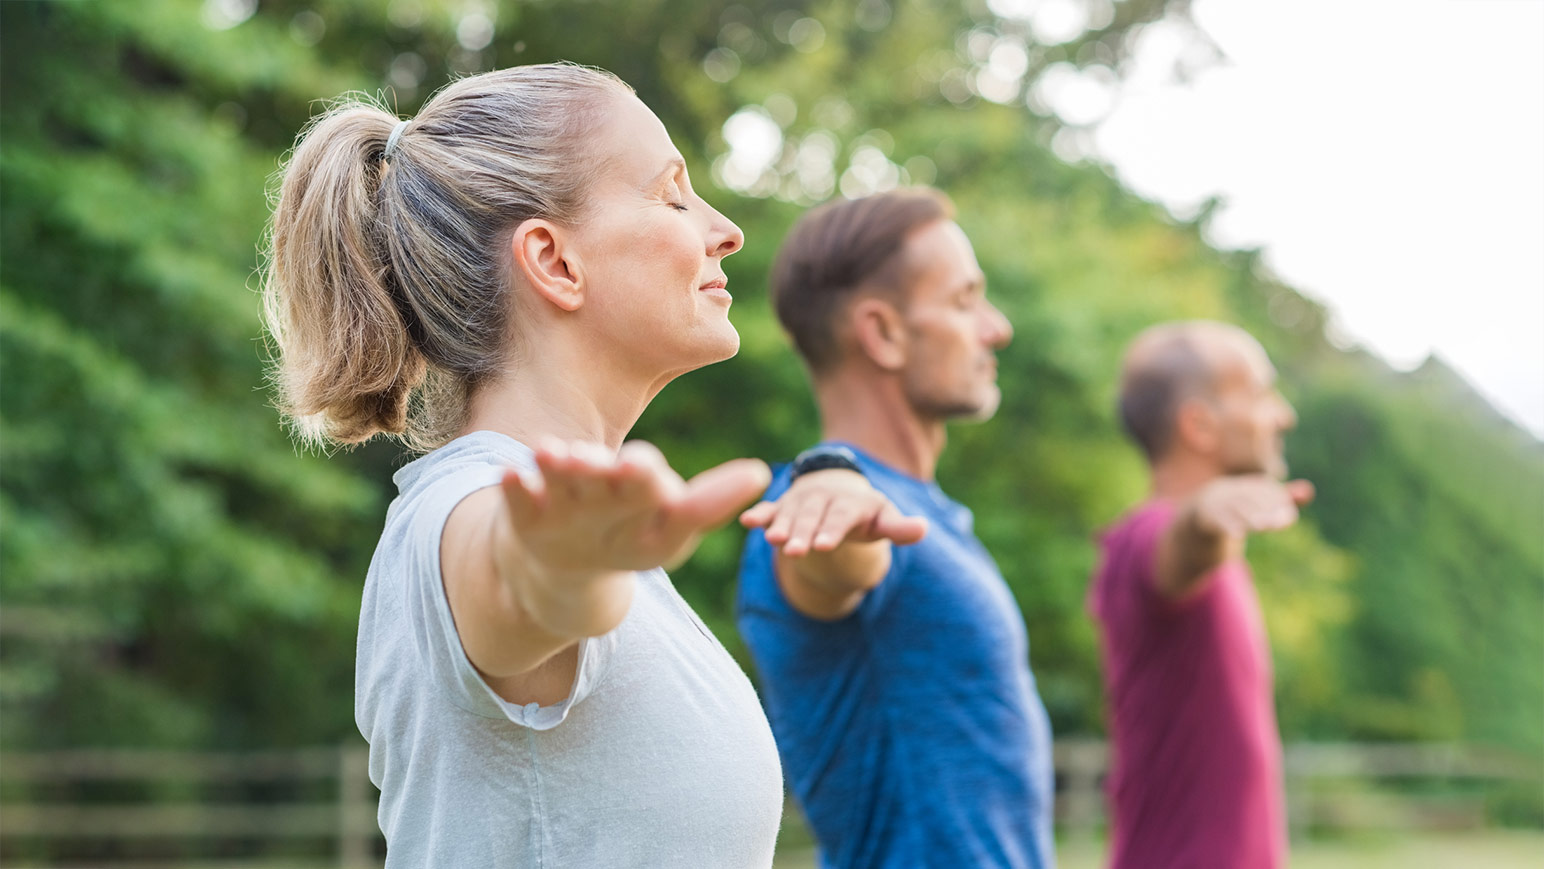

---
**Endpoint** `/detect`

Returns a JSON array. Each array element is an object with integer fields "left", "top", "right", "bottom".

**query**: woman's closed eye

[{"left": 669, "top": 180, "right": 692, "bottom": 211}]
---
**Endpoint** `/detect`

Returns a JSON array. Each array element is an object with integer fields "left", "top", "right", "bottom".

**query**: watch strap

[{"left": 789, "top": 445, "right": 863, "bottom": 479}]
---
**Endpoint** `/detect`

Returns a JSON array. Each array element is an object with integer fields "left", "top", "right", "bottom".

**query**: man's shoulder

[
  {"left": 1101, "top": 499, "right": 1174, "bottom": 552},
  {"left": 1090, "top": 500, "right": 1175, "bottom": 606}
]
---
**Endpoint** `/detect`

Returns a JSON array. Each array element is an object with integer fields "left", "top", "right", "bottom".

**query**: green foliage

[
  {"left": 1286, "top": 364, "right": 1544, "bottom": 753},
  {"left": 1, "top": 0, "right": 1539, "bottom": 792},
  {"left": 0, "top": 0, "right": 376, "bottom": 748}
]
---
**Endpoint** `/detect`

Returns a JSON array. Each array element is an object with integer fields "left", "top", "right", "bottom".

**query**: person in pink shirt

[{"left": 1089, "top": 321, "right": 1314, "bottom": 869}]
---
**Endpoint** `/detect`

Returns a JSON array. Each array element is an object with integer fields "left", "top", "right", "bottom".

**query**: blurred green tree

[{"left": 1, "top": 0, "right": 1538, "bottom": 793}]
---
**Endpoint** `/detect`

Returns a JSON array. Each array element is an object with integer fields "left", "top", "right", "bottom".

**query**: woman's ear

[
  {"left": 509, "top": 218, "right": 584, "bottom": 312},
  {"left": 850, "top": 297, "right": 907, "bottom": 371}
]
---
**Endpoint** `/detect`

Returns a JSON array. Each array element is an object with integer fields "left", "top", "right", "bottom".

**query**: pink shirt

[{"left": 1088, "top": 500, "right": 1286, "bottom": 869}]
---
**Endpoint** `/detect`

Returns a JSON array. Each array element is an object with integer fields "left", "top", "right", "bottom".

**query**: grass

[
  {"left": 13, "top": 829, "right": 1541, "bottom": 867},
  {"left": 772, "top": 829, "right": 1544, "bottom": 868}
]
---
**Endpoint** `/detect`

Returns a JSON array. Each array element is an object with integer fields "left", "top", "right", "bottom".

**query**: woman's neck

[{"left": 460, "top": 352, "right": 654, "bottom": 451}]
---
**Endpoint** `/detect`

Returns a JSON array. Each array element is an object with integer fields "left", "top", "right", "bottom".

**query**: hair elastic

[{"left": 384, "top": 119, "right": 410, "bottom": 159}]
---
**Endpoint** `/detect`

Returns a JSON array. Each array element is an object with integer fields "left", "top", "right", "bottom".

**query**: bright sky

[{"left": 1081, "top": 0, "right": 1544, "bottom": 436}]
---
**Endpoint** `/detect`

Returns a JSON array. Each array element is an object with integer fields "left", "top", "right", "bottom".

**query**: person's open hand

[
  {"left": 1193, "top": 475, "right": 1315, "bottom": 538},
  {"left": 500, "top": 439, "right": 771, "bottom": 574},
  {"left": 740, "top": 469, "right": 927, "bottom": 558}
]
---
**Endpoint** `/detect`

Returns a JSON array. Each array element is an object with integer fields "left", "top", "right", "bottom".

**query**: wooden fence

[
  {"left": 1054, "top": 739, "right": 1542, "bottom": 841},
  {"left": 0, "top": 745, "right": 378, "bottom": 867},
  {"left": 1, "top": 740, "right": 1537, "bottom": 866}
]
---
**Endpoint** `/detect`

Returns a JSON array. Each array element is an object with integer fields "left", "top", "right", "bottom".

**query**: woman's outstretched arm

[{"left": 439, "top": 439, "right": 769, "bottom": 705}]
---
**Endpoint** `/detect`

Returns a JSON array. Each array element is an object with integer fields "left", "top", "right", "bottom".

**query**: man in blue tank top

[{"left": 737, "top": 188, "right": 1055, "bottom": 868}]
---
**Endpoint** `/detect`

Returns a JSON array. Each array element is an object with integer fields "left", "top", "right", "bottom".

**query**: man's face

[
  {"left": 895, "top": 221, "right": 1014, "bottom": 422},
  {"left": 1209, "top": 338, "right": 1298, "bottom": 478}
]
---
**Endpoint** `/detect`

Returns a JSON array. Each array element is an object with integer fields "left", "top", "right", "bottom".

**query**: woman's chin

[
  {"left": 699, "top": 325, "right": 741, "bottom": 365},
  {"left": 654, "top": 327, "right": 741, "bottom": 381}
]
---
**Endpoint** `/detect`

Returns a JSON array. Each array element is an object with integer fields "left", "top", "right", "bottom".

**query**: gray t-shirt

[{"left": 355, "top": 431, "right": 783, "bottom": 867}]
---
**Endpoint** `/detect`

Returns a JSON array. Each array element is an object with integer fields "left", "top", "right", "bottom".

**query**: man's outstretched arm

[
  {"left": 741, "top": 469, "right": 927, "bottom": 620},
  {"left": 1155, "top": 475, "right": 1315, "bottom": 600}
]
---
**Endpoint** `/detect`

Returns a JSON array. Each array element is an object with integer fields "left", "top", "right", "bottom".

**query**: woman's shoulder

[{"left": 393, "top": 430, "right": 533, "bottom": 497}]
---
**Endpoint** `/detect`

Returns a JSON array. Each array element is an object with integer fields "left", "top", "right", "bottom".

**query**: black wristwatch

[{"left": 789, "top": 445, "right": 863, "bottom": 480}]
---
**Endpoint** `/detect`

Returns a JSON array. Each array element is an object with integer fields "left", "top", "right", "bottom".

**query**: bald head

[{"left": 1117, "top": 321, "right": 1266, "bottom": 461}]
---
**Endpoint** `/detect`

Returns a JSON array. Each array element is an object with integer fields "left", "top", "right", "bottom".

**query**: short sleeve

[
  {"left": 1124, "top": 504, "right": 1170, "bottom": 598},
  {"left": 853, "top": 533, "right": 912, "bottom": 624},
  {"left": 399, "top": 464, "right": 619, "bottom": 730}
]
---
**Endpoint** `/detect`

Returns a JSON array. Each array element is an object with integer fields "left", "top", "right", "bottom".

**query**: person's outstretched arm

[
  {"left": 442, "top": 439, "right": 770, "bottom": 705},
  {"left": 740, "top": 469, "right": 927, "bottom": 620},
  {"left": 1155, "top": 475, "right": 1315, "bottom": 600}
]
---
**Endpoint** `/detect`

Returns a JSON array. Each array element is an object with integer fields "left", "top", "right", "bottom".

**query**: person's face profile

[
  {"left": 1210, "top": 341, "right": 1296, "bottom": 478},
  {"left": 894, "top": 220, "right": 1013, "bottom": 423},
  {"left": 562, "top": 93, "right": 746, "bottom": 379}
]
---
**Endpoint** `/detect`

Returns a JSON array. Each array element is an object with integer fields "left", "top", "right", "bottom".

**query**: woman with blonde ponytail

[{"left": 263, "top": 64, "right": 782, "bottom": 865}]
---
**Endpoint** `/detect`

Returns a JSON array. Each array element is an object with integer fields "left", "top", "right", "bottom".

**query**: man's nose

[
  {"left": 983, "top": 304, "right": 1013, "bottom": 349},
  {"left": 1278, "top": 394, "right": 1298, "bottom": 430}
]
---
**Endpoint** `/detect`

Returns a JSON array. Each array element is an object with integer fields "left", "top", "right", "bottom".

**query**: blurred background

[{"left": 1, "top": 0, "right": 1540, "bottom": 866}]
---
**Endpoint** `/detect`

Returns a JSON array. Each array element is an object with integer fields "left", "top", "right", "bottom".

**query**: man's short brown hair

[{"left": 769, "top": 188, "right": 954, "bottom": 373}]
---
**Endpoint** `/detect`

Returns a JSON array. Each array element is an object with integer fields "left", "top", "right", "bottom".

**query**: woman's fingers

[
  {"left": 639, "top": 458, "right": 768, "bottom": 570},
  {"left": 674, "top": 458, "right": 772, "bottom": 531},
  {"left": 533, "top": 439, "right": 584, "bottom": 505},
  {"left": 560, "top": 439, "right": 701, "bottom": 520},
  {"left": 499, "top": 469, "right": 545, "bottom": 528},
  {"left": 516, "top": 443, "right": 777, "bottom": 569},
  {"left": 617, "top": 440, "right": 667, "bottom": 465},
  {"left": 616, "top": 440, "right": 684, "bottom": 506},
  {"left": 564, "top": 442, "right": 615, "bottom": 503},
  {"left": 513, "top": 439, "right": 928, "bottom": 578},
  {"left": 532, "top": 440, "right": 648, "bottom": 509}
]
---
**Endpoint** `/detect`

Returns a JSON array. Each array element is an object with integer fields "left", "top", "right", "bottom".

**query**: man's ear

[
  {"left": 1173, "top": 397, "right": 1220, "bottom": 456},
  {"left": 509, "top": 218, "right": 584, "bottom": 312},
  {"left": 850, "top": 296, "right": 907, "bottom": 371}
]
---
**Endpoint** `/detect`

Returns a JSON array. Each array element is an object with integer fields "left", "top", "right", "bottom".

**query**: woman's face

[{"left": 567, "top": 93, "right": 745, "bottom": 384}]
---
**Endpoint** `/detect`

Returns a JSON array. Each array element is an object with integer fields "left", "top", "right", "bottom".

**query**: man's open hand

[
  {"left": 740, "top": 469, "right": 927, "bottom": 557},
  {"left": 1192, "top": 475, "right": 1316, "bottom": 539}
]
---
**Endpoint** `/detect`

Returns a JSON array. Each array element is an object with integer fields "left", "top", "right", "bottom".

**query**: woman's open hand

[{"left": 500, "top": 438, "right": 770, "bottom": 575}]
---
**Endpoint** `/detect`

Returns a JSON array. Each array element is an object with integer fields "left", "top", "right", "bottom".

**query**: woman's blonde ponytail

[
  {"left": 264, "top": 103, "right": 426, "bottom": 447},
  {"left": 261, "top": 65, "right": 632, "bottom": 451}
]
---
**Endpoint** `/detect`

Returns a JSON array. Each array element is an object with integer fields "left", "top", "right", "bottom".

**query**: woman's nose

[{"left": 708, "top": 205, "right": 744, "bottom": 258}]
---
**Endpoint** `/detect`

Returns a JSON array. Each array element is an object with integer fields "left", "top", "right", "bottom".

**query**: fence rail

[
  {"left": 1, "top": 741, "right": 1537, "bottom": 866},
  {"left": 1053, "top": 740, "right": 1543, "bottom": 842},
  {"left": 0, "top": 745, "right": 378, "bottom": 867}
]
